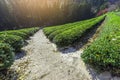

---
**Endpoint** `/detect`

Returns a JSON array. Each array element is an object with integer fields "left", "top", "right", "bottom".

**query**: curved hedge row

[
  {"left": 43, "top": 17, "right": 97, "bottom": 37},
  {"left": 48, "top": 18, "right": 98, "bottom": 41},
  {"left": 82, "top": 13, "right": 120, "bottom": 75},
  {"left": 0, "top": 31, "right": 28, "bottom": 39},
  {"left": 44, "top": 15, "right": 105, "bottom": 46},
  {"left": 0, "top": 27, "right": 39, "bottom": 70},
  {"left": 54, "top": 18, "right": 104, "bottom": 46},
  {"left": 18, "top": 27, "right": 39, "bottom": 36}
]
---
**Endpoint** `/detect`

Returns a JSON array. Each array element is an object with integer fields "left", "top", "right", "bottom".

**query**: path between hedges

[
  {"left": 10, "top": 29, "right": 92, "bottom": 80},
  {"left": 10, "top": 29, "right": 120, "bottom": 80}
]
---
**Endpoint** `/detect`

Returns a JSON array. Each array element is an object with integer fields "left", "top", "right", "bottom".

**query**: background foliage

[
  {"left": 0, "top": 0, "right": 120, "bottom": 30},
  {"left": 0, "top": 0, "right": 93, "bottom": 30}
]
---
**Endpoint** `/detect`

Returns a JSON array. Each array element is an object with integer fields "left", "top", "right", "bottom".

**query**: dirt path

[
  {"left": 10, "top": 29, "right": 92, "bottom": 80},
  {"left": 9, "top": 29, "right": 120, "bottom": 80}
]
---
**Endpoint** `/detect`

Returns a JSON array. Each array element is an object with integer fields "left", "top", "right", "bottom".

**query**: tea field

[
  {"left": 82, "top": 13, "right": 120, "bottom": 76},
  {"left": 44, "top": 12, "right": 120, "bottom": 76},
  {"left": 43, "top": 15, "right": 105, "bottom": 46},
  {"left": 0, "top": 12, "right": 120, "bottom": 79}
]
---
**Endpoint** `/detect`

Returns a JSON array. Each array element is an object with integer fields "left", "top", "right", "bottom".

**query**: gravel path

[
  {"left": 10, "top": 29, "right": 91, "bottom": 80},
  {"left": 10, "top": 29, "right": 120, "bottom": 80}
]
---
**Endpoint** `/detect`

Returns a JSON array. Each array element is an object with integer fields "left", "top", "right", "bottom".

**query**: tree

[{"left": 0, "top": 0, "right": 94, "bottom": 30}]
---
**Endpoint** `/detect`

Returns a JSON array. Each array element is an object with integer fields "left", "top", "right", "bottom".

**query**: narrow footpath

[{"left": 11, "top": 29, "right": 92, "bottom": 80}]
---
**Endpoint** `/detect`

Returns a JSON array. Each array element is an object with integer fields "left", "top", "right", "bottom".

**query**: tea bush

[
  {"left": 0, "top": 43, "right": 14, "bottom": 70},
  {"left": 0, "top": 27, "right": 39, "bottom": 70},
  {"left": 0, "top": 27, "right": 39, "bottom": 52},
  {"left": 53, "top": 17, "right": 104, "bottom": 46},
  {"left": 0, "top": 31, "right": 27, "bottom": 39},
  {"left": 43, "top": 17, "right": 97, "bottom": 37},
  {"left": 48, "top": 18, "right": 98, "bottom": 41},
  {"left": 44, "top": 15, "right": 105, "bottom": 46},
  {"left": 0, "top": 35, "right": 24, "bottom": 52},
  {"left": 82, "top": 13, "right": 120, "bottom": 75},
  {"left": 19, "top": 27, "right": 39, "bottom": 36}
]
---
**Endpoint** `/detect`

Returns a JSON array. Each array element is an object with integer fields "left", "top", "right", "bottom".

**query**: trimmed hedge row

[
  {"left": 43, "top": 17, "right": 97, "bottom": 37},
  {"left": 0, "top": 27, "right": 39, "bottom": 70},
  {"left": 0, "top": 31, "right": 28, "bottom": 39},
  {"left": 81, "top": 13, "right": 120, "bottom": 75},
  {"left": 48, "top": 18, "right": 98, "bottom": 41},
  {"left": 43, "top": 15, "right": 105, "bottom": 46},
  {"left": 0, "top": 35, "right": 24, "bottom": 52},
  {"left": 0, "top": 27, "right": 39, "bottom": 39}
]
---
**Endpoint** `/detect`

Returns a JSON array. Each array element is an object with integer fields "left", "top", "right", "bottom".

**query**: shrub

[
  {"left": 0, "top": 35, "right": 24, "bottom": 52},
  {"left": 52, "top": 16, "right": 105, "bottom": 46},
  {"left": 0, "top": 27, "right": 39, "bottom": 39},
  {"left": 43, "top": 15, "right": 105, "bottom": 47},
  {"left": 48, "top": 25, "right": 78, "bottom": 41},
  {"left": 19, "top": 27, "right": 39, "bottom": 36},
  {"left": 0, "top": 43, "right": 14, "bottom": 70},
  {"left": 0, "top": 31, "right": 28, "bottom": 39},
  {"left": 0, "top": 27, "right": 39, "bottom": 52},
  {"left": 0, "top": 27, "right": 39, "bottom": 70},
  {"left": 47, "top": 18, "right": 98, "bottom": 41},
  {"left": 43, "top": 17, "right": 97, "bottom": 37},
  {"left": 81, "top": 13, "right": 120, "bottom": 75}
]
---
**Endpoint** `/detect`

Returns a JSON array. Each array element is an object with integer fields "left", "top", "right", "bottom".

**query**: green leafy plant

[
  {"left": 0, "top": 27, "right": 39, "bottom": 70},
  {"left": 43, "top": 17, "right": 97, "bottom": 37},
  {"left": 0, "top": 35, "right": 24, "bottom": 52},
  {"left": 0, "top": 31, "right": 28, "bottom": 39},
  {"left": 82, "top": 13, "right": 120, "bottom": 75},
  {"left": 43, "top": 15, "right": 105, "bottom": 46},
  {"left": 0, "top": 43, "right": 14, "bottom": 70},
  {"left": 19, "top": 27, "right": 39, "bottom": 36}
]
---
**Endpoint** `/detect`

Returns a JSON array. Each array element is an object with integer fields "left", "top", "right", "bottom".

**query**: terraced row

[
  {"left": 43, "top": 15, "right": 105, "bottom": 46},
  {"left": 82, "top": 13, "right": 120, "bottom": 75},
  {"left": 0, "top": 27, "right": 39, "bottom": 70}
]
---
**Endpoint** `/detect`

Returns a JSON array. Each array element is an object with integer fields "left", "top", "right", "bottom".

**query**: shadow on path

[
  {"left": 0, "top": 69, "right": 19, "bottom": 80},
  {"left": 15, "top": 50, "right": 26, "bottom": 60}
]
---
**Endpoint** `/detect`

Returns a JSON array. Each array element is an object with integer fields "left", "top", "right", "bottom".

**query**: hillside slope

[{"left": 0, "top": 12, "right": 120, "bottom": 80}]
